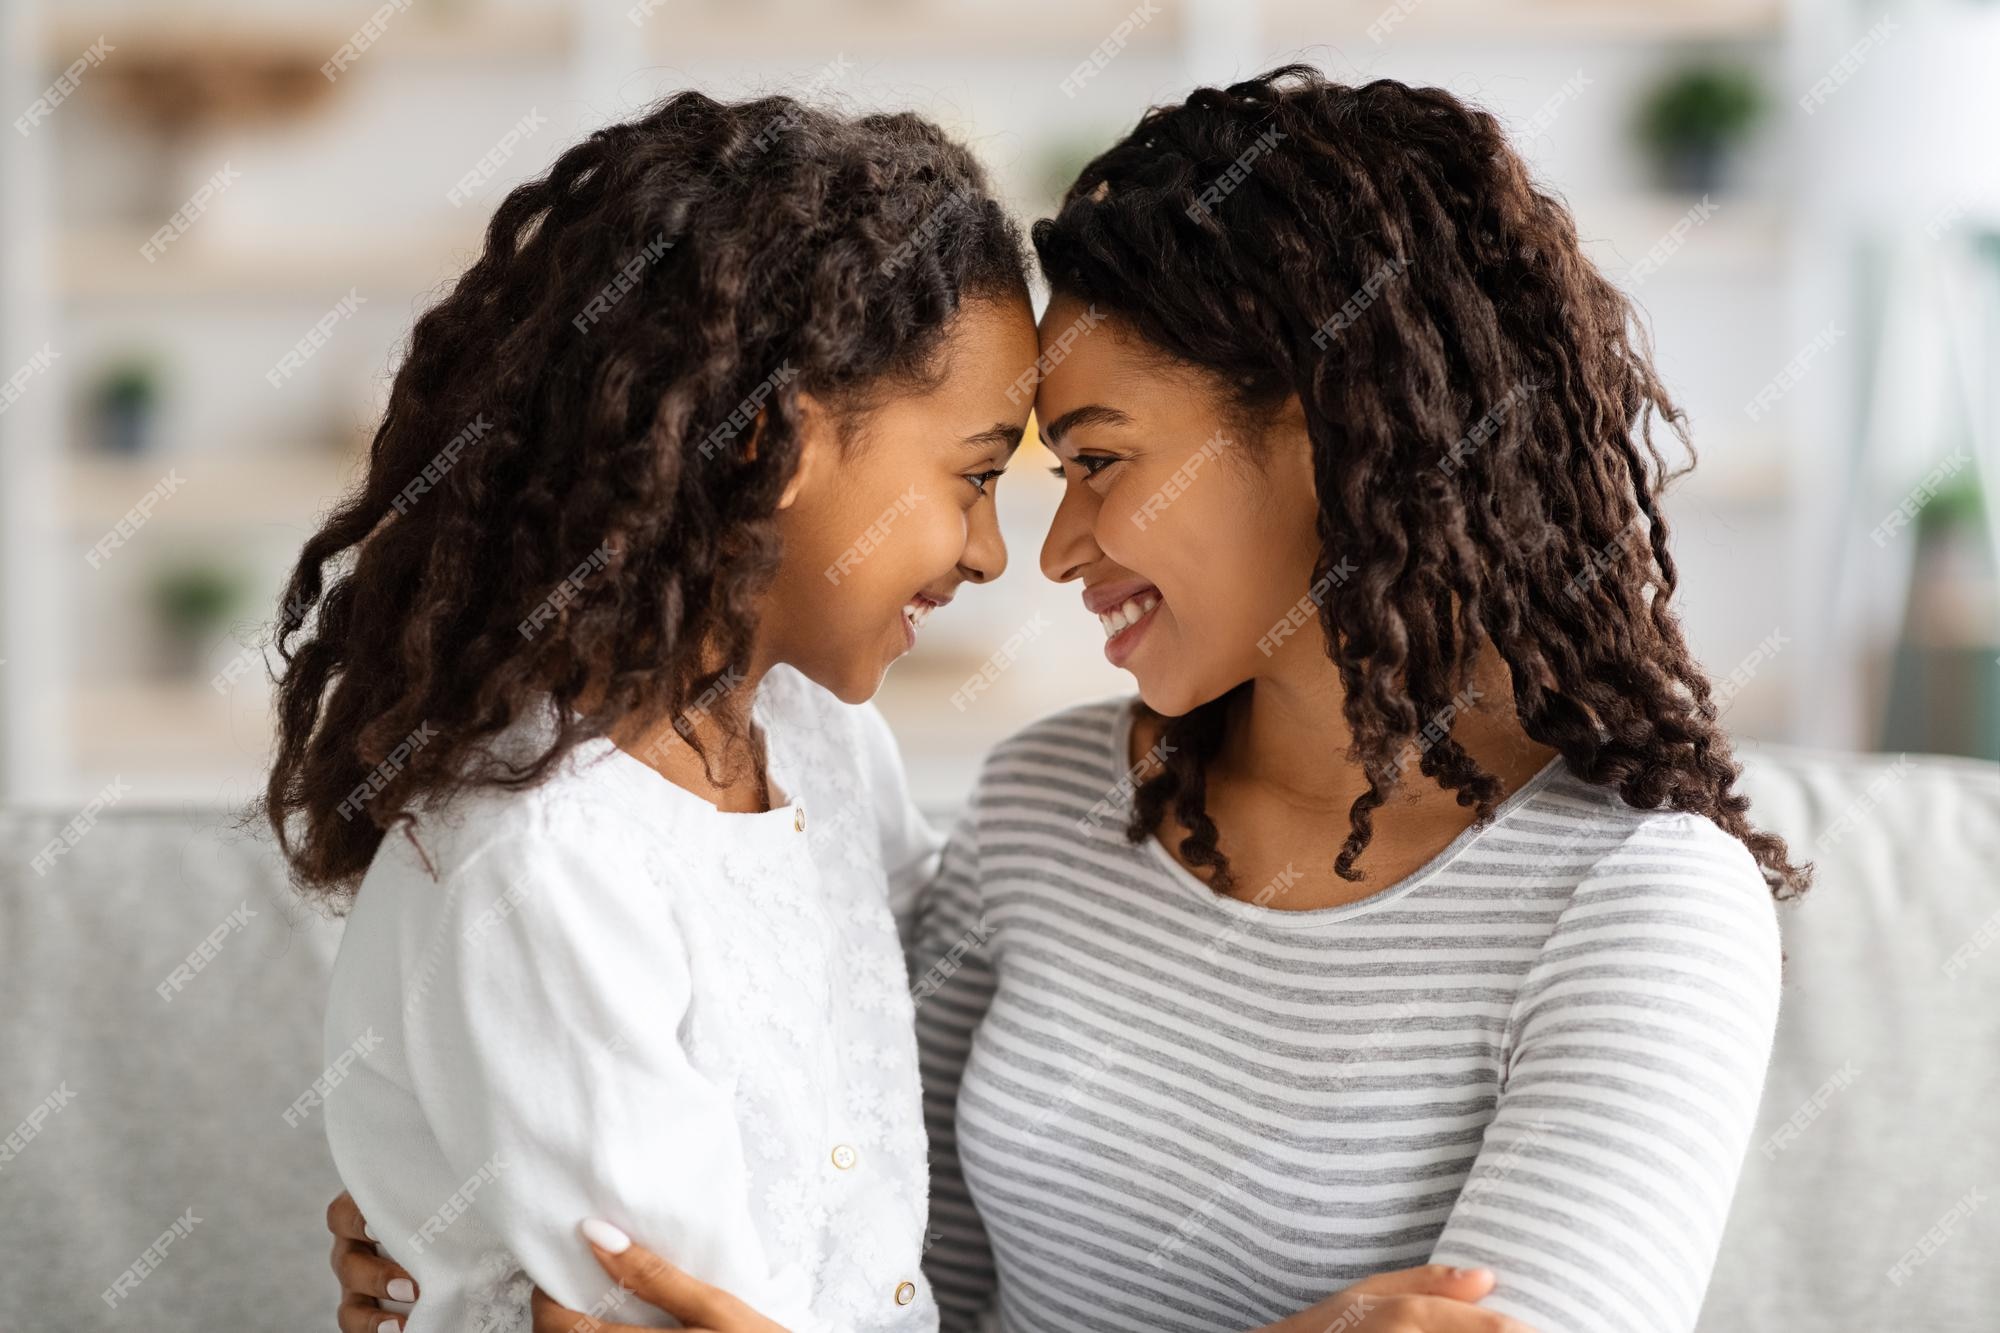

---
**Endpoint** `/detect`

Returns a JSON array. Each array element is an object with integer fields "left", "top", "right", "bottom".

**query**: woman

[
  {"left": 908, "top": 68, "right": 1799, "bottom": 1333},
  {"left": 331, "top": 69, "right": 1800, "bottom": 1333}
]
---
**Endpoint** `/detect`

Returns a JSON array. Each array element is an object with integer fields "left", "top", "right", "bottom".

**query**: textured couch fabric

[
  {"left": 0, "top": 807, "right": 345, "bottom": 1331},
  {"left": 1701, "top": 744, "right": 2000, "bottom": 1332},
  {"left": 1, "top": 745, "right": 1995, "bottom": 1332}
]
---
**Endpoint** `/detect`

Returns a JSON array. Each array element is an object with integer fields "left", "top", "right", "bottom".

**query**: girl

[
  {"left": 270, "top": 89, "right": 1044, "bottom": 1331},
  {"left": 332, "top": 68, "right": 1801, "bottom": 1333}
]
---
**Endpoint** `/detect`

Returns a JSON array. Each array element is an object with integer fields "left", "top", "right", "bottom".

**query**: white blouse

[{"left": 322, "top": 665, "right": 945, "bottom": 1332}]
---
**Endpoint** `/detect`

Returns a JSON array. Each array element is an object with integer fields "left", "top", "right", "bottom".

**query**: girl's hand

[
  {"left": 1253, "top": 1265, "right": 1540, "bottom": 1333},
  {"left": 326, "top": 1191, "right": 418, "bottom": 1333},
  {"left": 528, "top": 1219, "right": 790, "bottom": 1333}
]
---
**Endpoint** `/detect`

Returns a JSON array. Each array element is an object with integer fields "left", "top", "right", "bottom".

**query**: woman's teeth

[
  {"left": 1098, "top": 593, "right": 1159, "bottom": 640},
  {"left": 904, "top": 600, "right": 935, "bottom": 633}
]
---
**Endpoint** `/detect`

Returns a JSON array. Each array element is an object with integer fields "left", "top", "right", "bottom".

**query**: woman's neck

[{"left": 1214, "top": 642, "right": 1553, "bottom": 816}]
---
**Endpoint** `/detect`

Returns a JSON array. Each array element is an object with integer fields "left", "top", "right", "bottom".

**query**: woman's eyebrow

[{"left": 1039, "top": 403, "right": 1132, "bottom": 446}]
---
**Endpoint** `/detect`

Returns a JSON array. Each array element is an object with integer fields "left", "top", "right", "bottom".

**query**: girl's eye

[{"left": 966, "top": 468, "right": 1006, "bottom": 496}]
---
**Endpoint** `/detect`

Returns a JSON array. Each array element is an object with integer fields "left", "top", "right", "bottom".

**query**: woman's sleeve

[
  {"left": 1428, "top": 817, "right": 1785, "bottom": 1333},
  {"left": 399, "top": 826, "right": 816, "bottom": 1330},
  {"left": 908, "top": 804, "right": 1002, "bottom": 1332}
]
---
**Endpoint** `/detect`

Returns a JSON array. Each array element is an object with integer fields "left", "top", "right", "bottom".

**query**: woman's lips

[{"left": 1088, "top": 580, "right": 1168, "bottom": 664}]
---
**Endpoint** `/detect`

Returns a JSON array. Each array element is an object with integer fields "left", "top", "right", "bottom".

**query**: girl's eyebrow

[
  {"left": 1039, "top": 404, "right": 1132, "bottom": 447},
  {"left": 961, "top": 423, "right": 1025, "bottom": 455}
]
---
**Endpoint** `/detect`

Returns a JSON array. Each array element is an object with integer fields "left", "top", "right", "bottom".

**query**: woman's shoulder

[
  {"left": 1534, "top": 768, "right": 1772, "bottom": 883},
  {"left": 985, "top": 693, "right": 1135, "bottom": 771},
  {"left": 1522, "top": 768, "right": 1782, "bottom": 980}
]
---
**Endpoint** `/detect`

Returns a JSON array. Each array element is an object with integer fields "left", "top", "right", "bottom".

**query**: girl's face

[
  {"left": 763, "top": 291, "right": 1040, "bottom": 704},
  {"left": 1035, "top": 294, "right": 1324, "bottom": 716}
]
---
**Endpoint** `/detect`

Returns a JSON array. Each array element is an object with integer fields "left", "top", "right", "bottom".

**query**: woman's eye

[
  {"left": 1049, "top": 455, "right": 1118, "bottom": 480},
  {"left": 966, "top": 468, "right": 1006, "bottom": 496}
]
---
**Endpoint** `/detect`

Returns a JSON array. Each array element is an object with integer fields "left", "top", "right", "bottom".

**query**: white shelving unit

[{"left": 0, "top": 0, "right": 1823, "bottom": 807}]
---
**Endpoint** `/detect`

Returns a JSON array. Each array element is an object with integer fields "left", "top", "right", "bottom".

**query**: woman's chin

[{"left": 1132, "top": 674, "right": 1200, "bottom": 720}]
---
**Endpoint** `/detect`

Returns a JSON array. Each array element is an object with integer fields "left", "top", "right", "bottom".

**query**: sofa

[{"left": 1, "top": 742, "right": 1994, "bottom": 1331}]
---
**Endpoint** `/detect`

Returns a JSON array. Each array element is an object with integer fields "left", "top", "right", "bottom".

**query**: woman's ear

[{"left": 778, "top": 393, "right": 837, "bottom": 511}]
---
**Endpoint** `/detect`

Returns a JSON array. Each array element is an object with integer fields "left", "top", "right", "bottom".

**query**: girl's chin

[{"left": 794, "top": 649, "right": 888, "bottom": 707}]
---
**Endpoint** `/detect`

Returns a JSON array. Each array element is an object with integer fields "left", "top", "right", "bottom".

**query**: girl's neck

[{"left": 602, "top": 662, "right": 776, "bottom": 814}]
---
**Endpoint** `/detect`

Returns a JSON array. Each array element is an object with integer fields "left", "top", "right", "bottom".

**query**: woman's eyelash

[
  {"left": 1049, "top": 455, "right": 1117, "bottom": 479},
  {"left": 966, "top": 468, "right": 1007, "bottom": 495}
]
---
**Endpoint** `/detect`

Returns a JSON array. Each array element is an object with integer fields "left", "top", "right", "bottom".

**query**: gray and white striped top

[{"left": 909, "top": 696, "right": 1783, "bottom": 1333}]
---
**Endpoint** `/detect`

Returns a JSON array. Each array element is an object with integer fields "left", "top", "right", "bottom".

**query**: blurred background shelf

[
  {"left": 4, "top": 0, "right": 1996, "bottom": 808},
  {"left": 1263, "top": 0, "right": 1785, "bottom": 42},
  {"left": 58, "top": 228, "right": 486, "bottom": 300},
  {"left": 63, "top": 451, "right": 358, "bottom": 528},
  {"left": 43, "top": 8, "right": 577, "bottom": 67}
]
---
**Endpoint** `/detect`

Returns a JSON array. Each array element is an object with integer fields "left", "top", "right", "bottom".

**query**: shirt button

[
  {"left": 830, "top": 1143, "right": 857, "bottom": 1170},
  {"left": 794, "top": 805, "right": 807, "bottom": 833},
  {"left": 894, "top": 1281, "right": 916, "bottom": 1306}
]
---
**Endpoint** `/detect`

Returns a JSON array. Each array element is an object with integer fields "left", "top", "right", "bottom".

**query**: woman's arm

[
  {"left": 1427, "top": 817, "right": 1785, "bottom": 1332},
  {"left": 331, "top": 1190, "right": 1536, "bottom": 1333},
  {"left": 393, "top": 827, "right": 810, "bottom": 1329}
]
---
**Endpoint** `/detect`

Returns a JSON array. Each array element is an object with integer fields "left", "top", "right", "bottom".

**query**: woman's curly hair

[
  {"left": 262, "top": 91, "right": 1025, "bottom": 900},
  {"left": 1033, "top": 66, "right": 1808, "bottom": 900}
]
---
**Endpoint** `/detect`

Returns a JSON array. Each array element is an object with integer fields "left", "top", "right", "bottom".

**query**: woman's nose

[{"left": 1039, "top": 478, "right": 1098, "bottom": 585}]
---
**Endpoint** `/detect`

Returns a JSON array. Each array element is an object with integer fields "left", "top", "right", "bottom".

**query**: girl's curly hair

[
  {"left": 1033, "top": 66, "right": 1808, "bottom": 900},
  {"left": 263, "top": 91, "right": 1025, "bottom": 900}
]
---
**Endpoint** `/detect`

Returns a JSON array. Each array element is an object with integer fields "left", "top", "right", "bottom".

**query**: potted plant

[
  {"left": 1884, "top": 466, "right": 1998, "bottom": 760},
  {"left": 149, "top": 562, "right": 248, "bottom": 678},
  {"left": 92, "top": 358, "right": 161, "bottom": 455},
  {"left": 1636, "top": 65, "right": 1765, "bottom": 195}
]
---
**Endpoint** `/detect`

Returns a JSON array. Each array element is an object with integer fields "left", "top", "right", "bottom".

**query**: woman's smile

[{"left": 1083, "top": 578, "right": 1163, "bottom": 665}]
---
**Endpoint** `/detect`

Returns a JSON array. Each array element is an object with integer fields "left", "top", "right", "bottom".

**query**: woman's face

[
  {"left": 763, "top": 290, "right": 1039, "bottom": 704},
  {"left": 1035, "top": 294, "right": 1324, "bottom": 716}
]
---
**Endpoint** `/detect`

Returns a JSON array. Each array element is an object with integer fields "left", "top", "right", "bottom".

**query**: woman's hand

[
  {"left": 327, "top": 1190, "right": 1523, "bottom": 1333},
  {"left": 528, "top": 1219, "right": 789, "bottom": 1333},
  {"left": 1252, "top": 1265, "right": 1539, "bottom": 1333},
  {"left": 328, "top": 1193, "right": 785, "bottom": 1333},
  {"left": 327, "top": 1191, "right": 418, "bottom": 1333}
]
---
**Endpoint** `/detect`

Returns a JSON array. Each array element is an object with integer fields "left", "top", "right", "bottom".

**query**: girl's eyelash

[{"left": 967, "top": 468, "right": 1007, "bottom": 496}]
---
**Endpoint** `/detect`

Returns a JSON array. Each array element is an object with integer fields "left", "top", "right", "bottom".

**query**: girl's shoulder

[{"left": 384, "top": 725, "right": 710, "bottom": 892}]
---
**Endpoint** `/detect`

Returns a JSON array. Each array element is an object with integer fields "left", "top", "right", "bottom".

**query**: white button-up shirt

[{"left": 323, "top": 666, "right": 944, "bottom": 1331}]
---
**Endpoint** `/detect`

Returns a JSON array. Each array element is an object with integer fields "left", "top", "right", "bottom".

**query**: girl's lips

[{"left": 899, "top": 594, "right": 946, "bottom": 653}]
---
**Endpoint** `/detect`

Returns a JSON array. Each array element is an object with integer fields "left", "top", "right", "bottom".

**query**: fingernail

[
  {"left": 580, "top": 1218, "right": 631, "bottom": 1254},
  {"left": 1454, "top": 1267, "right": 1494, "bottom": 1280},
  {"left": 363, "top": 1223, "right": 377, "bottom": 1241},
  {"left": 386, "top": 1277, "right": 416, "bottom": 1302},
  {"left": 376, "top": 1319, "right": 402, "bottom": 1332}
]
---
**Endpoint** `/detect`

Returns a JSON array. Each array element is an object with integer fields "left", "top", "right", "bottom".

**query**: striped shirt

[{"left": 909, "top": 696, "right": 1783, "bottom": 1333}]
